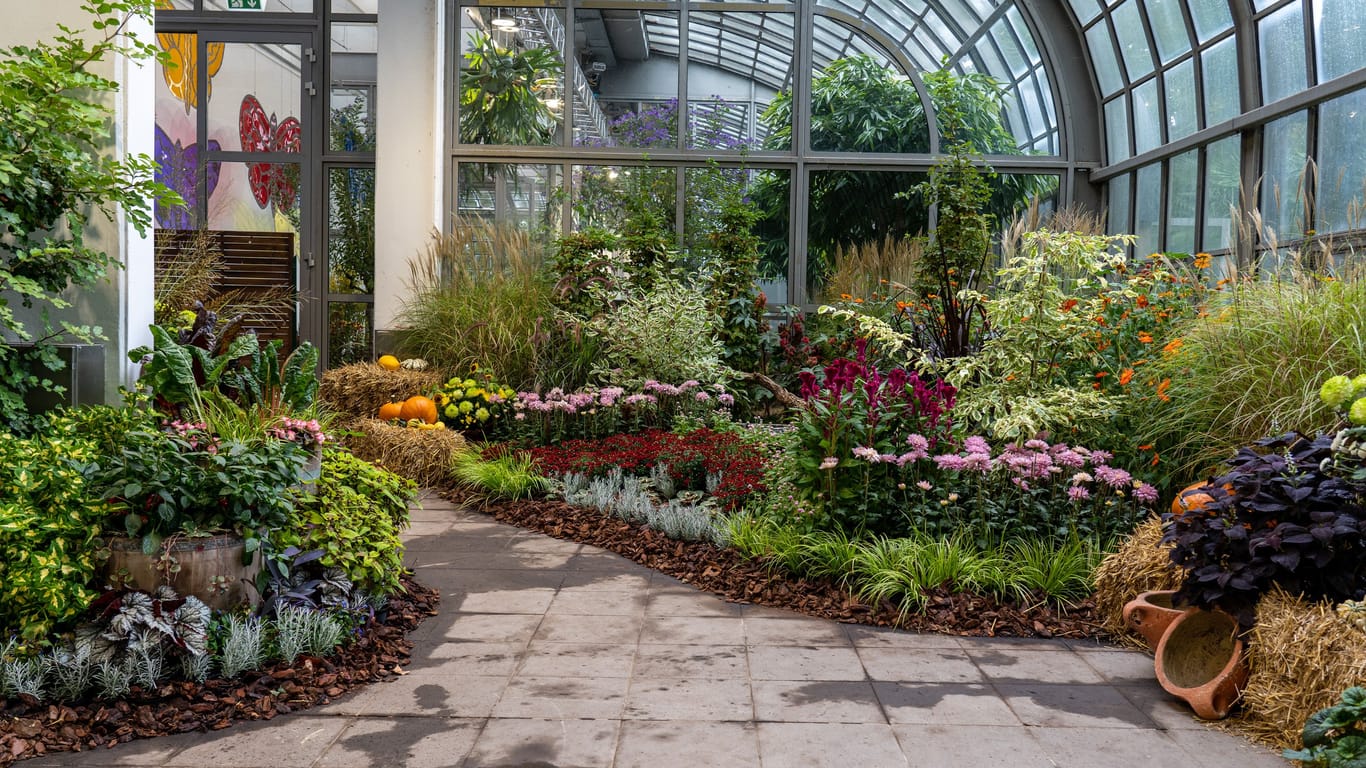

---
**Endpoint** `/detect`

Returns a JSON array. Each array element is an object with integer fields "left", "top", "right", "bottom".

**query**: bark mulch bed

[
  {"left": 457, "top": 491, "right": 1108, "bottom": 641},
  {"left": 0, "top": 574, "right": 439, "bottom": 766}
]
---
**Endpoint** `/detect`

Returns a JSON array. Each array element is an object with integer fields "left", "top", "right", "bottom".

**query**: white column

[
  {"left": 118, "top": 9, "right": 157, "bottom": 391},
  {"left": 373, "top": 0, "right": 443, "bottom": 340}
]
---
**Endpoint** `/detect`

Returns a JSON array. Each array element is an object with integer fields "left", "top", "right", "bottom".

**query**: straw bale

[
  {"left": 1092, "top": 517, "right": 1183, "bottom": 639},
  {"left": 345, "top": 418, "right": 466, "bottom": 488},
  {"left": 1234, "top": 588, "right": 1366, "bottom": 750},
  {"left": 320, "top": 364, "right": 445, "bottom": 420}
]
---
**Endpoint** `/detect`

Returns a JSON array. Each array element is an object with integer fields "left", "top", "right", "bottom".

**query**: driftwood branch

[{"left": 743, "top": 371, "right": 805, "bottom": 410}]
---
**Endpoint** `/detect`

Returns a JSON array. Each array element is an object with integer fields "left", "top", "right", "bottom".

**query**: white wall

[
  {"left": 2, "top": 2, "right": 154, "bottom": 401},
  {"left": 373, "top": 0, "right": 442, "bottom": 338}
]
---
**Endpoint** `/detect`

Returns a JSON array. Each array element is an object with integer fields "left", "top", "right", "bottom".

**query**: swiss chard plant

[
  {"left": 1162, "top": 432, "right": 1366, "bottom": 626},
  {"left": 1284, "top": 686, "right": 1366, "bottom": 767}
]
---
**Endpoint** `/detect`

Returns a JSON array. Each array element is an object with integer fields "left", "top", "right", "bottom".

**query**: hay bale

[
  {"left": 1235, "top": 589, "right": 1366, "bottom": 749},
  {"left": 1093, "top": 517, "right": 1183, "bottom": 639},
  {"left": 320, "top": 364, "right": 445, "bottom": 420},
  {"left": 345, "top": 418, "right": 466, "bottom": 487}
]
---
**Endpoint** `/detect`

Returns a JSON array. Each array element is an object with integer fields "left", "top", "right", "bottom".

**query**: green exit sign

[{"left": 226, "top": 0, "right": 264, "bottom": 8}]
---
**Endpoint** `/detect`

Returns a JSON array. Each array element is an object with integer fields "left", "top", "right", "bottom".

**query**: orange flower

[
  {"left": 1194, "top": 253, "right": 1212, "bottom": 269},
  {"left": 1156, "top": 378, "right": 1172, "bottom": 402},
  {"left": 1136, "top": 295, "right": 1149, "bottom": 309},
  {"left": 1094, "top": 371, "right": 1108, "bottom": 379},
  {"left": 840, "top": 293, "right": 853, "bottom": 300},
  {"left": 1162, "top": 338, "right": 1184, "bottom": 355},
  {"left": 1060, "top": 298, "right": 1079, "bottom": 312},
  {"left": 1137, "top": 332, "right": 1154, "bottom": 344},
  {"left": 1119, "top": 368, "right": 1134, "bottom": 386}
]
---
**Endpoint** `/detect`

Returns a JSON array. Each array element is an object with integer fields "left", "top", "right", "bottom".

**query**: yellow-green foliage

[
  {"left": 0, "top": 426, "right": 112, "bottom": 645},
  {"left": 279, "top": 449, "right": 416, "bottom": 595}
]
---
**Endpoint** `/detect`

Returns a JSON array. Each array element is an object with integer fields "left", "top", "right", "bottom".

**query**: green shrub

[
  {"left": 0, "top": 421, "right": 112, "bottom": 645},
  {"left": 1134, "top": 271, "right": 1366, "bottom": 480},
  {"left": 587, "top": 277, "right": 730, "bottom": 386},
  {"left": 277, "top": 449, "right": 416, "bottom": 595}
]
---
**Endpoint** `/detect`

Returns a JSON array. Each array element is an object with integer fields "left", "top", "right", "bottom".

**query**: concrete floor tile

[
  {"left": 639, "top": 615, "right": 747, "bottom": 645},
  {"left": 320, "top": 717, "right": 480, "bottom": 768},
  {"left": 400, "top": 521, "right": 454, "bottom": 538},
  {"left": 1076, "top": 648, "right": 1159, "bottom": 685},
  {"left": 752, "top": 680, "right": 886, "bottom": 724},
  {"left": 1029, "top": 726, "right": 1218, "bottom": 768},
  {"left": 442, "top": 551, "right": 575, "bottom": 570},
  {"left": 614, "top": 721, "right": 760, "bottom": 768},
  {"left": 893, "top": 724, "right": 1054, "bottom": 768},
  {"left": 421, "top": 641, "right": 526, "bottom": 676},
  {"left": 632, "top": 644, "right": 748, "bottom": 679},
  {"left": 624, "top": 677, "right": 753, "bottom": 721},
  {"left": 546, "top": 589, "right": 647, "bottom": 616},
  {"left": 516, "top": 642, "right": 638, "bottom": 678},
  {"left": 1113, "top": 683, "right": 1219, "bottom": 731},
  {"left": 21, "top": 739, "right": 185, "bottom": 767},
  {"left": 745, "top": 617, "right": 852, "bottom": 646},
  {"left": 873, "top": 682, "right": 1020, "bottom": 726},
  {"left": 757, "top": 722, "right": 908, "bottom": 768},
  {"left": 442, "top": 613, "right": 543, "bottom": 644},
  {"left": 162, "top": 716, "right": 347, "bottom": 767},
  {"left": 966, "top": 648, "right": 1107, "bottom": 684},
  {"left": 348, "top": 674, "right": 509, "bottom": 718},
  {"left": 505, "top": 536, "right": 584, "bottom": 555},
  {"left": 956, "top": 636, "right": 1071, "bottom": 651},
  {"left": 463, "top": 718, "right": 619, "bottom": 768},
  {"left": 843, "top": 625, "right": 964, "bottom": 650},
  {"left": 409, "top": 567, "right": 565, "bottom": 592},
  {"left": 644, "top": 592, "right": 743, "bottom": 617},
  {"left": 997, "top": 683, "right": 1159, "bottom": 729},
  {"left": 531, "top": 613, "right": 641, "bottom": 644},
  {"left": 557, "top": 571, "right": 653, "bottom": 592},
  {"left": 748, "top": 645, "right": 866, "bottom": 681},
  {"left": 856, "top": 647, "right": 984, "bottom": 683},
  {"left": 448, "top": 588, "right": 557, "bottom": 615},
  {"left": 1164, "top": 728, "right": 1292, "bottom": 767},
  {"left": 493, "top": 676, "right": 630, "bottom": 719}
]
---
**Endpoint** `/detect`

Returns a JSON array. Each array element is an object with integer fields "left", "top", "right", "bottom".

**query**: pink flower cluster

[
  {"left": 165, "top": 420, "right": 218, "bottom": 453},
  {"left": 269, "top": 417, "right": 327, "bottom": 449}
]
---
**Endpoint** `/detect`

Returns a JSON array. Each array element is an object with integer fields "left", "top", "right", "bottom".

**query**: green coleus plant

[
  {"left": 0, "top": 422, "right": 113, "bottom": 645},
  {"left": 275, "top": 449, "right": 415, "bottom": 595},
  {"left": 1285, "top": 687, "right": 1366, "bottom": 767}
]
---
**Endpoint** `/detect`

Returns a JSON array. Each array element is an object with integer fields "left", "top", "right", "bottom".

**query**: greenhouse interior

[{"left": 1, "top": 0, "right": 1364, "bottom": 766}]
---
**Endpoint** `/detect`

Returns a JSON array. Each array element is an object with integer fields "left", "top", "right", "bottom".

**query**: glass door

[{"left": 154, "top": 25, "right": 321, "bottom": 351}]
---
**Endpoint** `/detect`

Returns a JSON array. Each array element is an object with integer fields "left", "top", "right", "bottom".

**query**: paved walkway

[{"left": 33, "top": 493, "right": 1288, "bottom": 767}]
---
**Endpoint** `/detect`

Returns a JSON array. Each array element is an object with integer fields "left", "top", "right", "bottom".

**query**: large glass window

[
  {"left": 1259, "top": 4, "right": 1308, "bottom": 105},
  {"left": 1261, "top": 111, "right": 1310, "bottom": 241},
  {"left": 1316, "top": 87, "right": 1366, "bottom": 233},
  {"left": 1202, "top": 136, "right": 1242, "bottom": 252}
]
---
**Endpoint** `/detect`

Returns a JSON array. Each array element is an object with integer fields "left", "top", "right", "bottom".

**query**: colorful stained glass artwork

[
  {"left": 156, "top": 28, "right": 225, "bottom": 114},
  {"left": 239, "top": 94, "right": 303, "bottom": 212},
  {"left": 153, "top": 124, "right": 221, "bottom": 229}
]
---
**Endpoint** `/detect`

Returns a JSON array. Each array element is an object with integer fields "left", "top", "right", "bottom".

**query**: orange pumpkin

[
  {"left": 1170, "top": 481, "right": 1234, "bottom": 517},
  {"left": 378, "top": 401, "right": 403, "bottom": 421},
  {"left": 399, "top": 395, "right": 438, "bottom": 424}
]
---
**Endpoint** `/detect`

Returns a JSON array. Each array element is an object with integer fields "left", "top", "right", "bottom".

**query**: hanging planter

[{"left": 1155, "top": 608, "right": 1249, "bottom": 720}]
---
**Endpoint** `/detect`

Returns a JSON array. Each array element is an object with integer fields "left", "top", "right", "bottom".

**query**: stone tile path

[{"left": 32, "top": 493, "right": 1289, "bottom": 767}]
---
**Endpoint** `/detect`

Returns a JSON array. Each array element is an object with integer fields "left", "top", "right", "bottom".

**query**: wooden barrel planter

[{"left": 105, "top": 533, "right": 262, "bottom": 611}]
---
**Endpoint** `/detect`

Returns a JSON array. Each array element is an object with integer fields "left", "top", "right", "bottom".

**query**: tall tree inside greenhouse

[
  {"left": 753, "top": 56, "right": 1051, "bottom": 281},
  {"left": 0, "top": 1, "right": 176, "bottom": 432}
]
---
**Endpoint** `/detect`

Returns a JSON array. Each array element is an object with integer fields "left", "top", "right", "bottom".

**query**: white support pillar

[
  {"left": 119, "top": 8, "right": 157, "bottom": 391},
  {"left": 373, "top": 0, "right": 443, "bottom": 344}
]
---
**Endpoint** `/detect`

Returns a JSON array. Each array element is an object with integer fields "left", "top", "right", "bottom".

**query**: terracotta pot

[
  {"left": 1155, "top": 608, "right": 1249, "bottom": 720},
  {"left": 104, "top": 533, "right": 262, "bottom": 611},
  {"left": 1123, "top": 590, "right": 1185, "bottom": 648}
]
